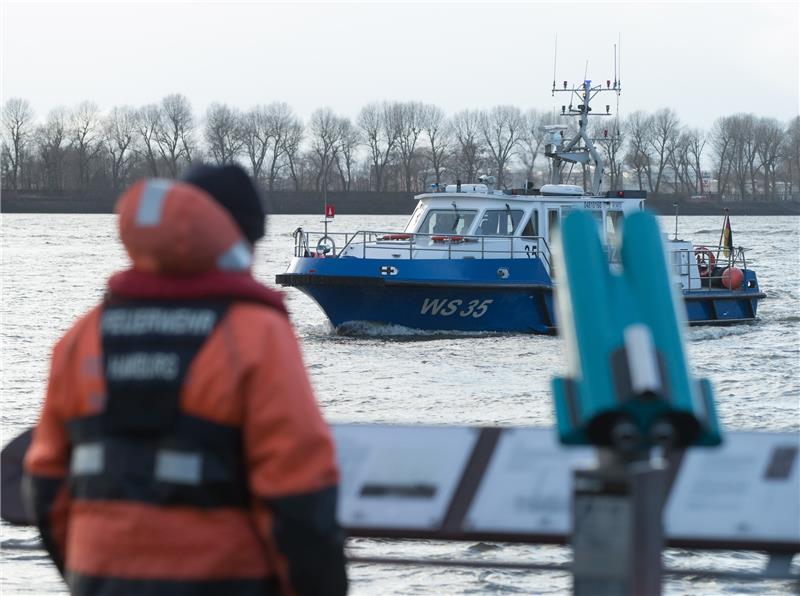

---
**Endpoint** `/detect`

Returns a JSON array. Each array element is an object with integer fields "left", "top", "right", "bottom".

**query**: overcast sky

[{"left": 2, "top": 1, "right": 798, "bottom": 130}]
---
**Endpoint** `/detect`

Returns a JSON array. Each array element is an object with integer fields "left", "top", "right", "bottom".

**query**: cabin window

[
  {"left": 403, "top": 205, "right": 426, "bottom": 233},
  {"left": 417, "top": 209, "right": 477, "bottom": 235},
  {"left": 478, "top": 209, "right": 524, "bottom": 236},
  {"left": 520, "top": 211, "right": 538, "bottom": 237},
  {"left": 547, "top": 209, "right": 560, "bottom": 241}
]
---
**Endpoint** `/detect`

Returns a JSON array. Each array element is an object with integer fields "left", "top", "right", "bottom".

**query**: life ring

[
  {"left": 315, "top": 236, "right": 336, "bottom": 257},
  {"left": 431, "top": 235, "right": 465, "bottom": 243},
  {"left": 380, "top": 233, "right": 412, "bottom": 241},
  {"left": 695, "top": 246, "right": 716, "bottom": 278}
]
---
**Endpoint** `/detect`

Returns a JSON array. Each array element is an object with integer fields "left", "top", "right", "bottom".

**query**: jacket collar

[{"left": 107, "top": 270, "right": 287, "bottom": 316}]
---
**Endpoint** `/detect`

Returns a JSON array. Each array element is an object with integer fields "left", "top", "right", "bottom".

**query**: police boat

[{"left": 276, "top": 81, "right": 765, "bottom": 335}]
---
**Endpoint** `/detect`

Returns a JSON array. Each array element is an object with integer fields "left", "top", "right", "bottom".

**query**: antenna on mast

[
  {"left": 618, "top": 33, "right": 622, "bottom": 89},
  {"left": 552, "top": 35, "right": 558, "bottom": 96},
  {"left": 615, "top": 38, "right": 621, "bottom": 139},
  {"left": 545, "top": 43, "right": 626, "bottom": 195}
]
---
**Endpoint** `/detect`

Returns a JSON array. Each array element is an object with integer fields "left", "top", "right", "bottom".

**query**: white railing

[
  {"left": 290, "top": 229, "right": 757, "bottom": 293},
  {"left": 670, "top": 244, "right": 752, "bottom": 291},
  {"left": 291, "top": 228, "right": 553, "bottom": 271}
]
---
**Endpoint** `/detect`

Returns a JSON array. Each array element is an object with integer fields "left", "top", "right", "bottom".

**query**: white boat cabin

[{"left": 338, "top": 184, "right": 644, "bottom": 275}]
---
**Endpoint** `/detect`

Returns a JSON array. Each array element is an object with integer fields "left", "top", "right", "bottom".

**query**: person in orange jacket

[{"left": 24, "top": 165, "right": 348, "bottom": 596}]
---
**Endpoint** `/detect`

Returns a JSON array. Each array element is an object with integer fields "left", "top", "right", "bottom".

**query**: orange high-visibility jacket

[{"left": 24, "top": 180, "right": 347, "bottom": 596}]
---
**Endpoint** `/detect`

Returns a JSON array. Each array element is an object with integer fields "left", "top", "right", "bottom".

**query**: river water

[{"left": 1, "top": 213, "right": 798, "bottom": 594}]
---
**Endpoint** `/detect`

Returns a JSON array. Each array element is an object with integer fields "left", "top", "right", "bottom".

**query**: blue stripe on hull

[{"left": 297, "top": 283, "right": 555, "bottom": 334}]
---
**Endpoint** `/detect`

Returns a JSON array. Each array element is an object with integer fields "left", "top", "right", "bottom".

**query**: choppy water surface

[{"left": 2, "top": 213, "right": 799, "bottom": 594}]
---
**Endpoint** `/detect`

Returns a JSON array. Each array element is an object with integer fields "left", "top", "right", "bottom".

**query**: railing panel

[{"left": 290, "top": 232, "right": 755, "bottom": 285}]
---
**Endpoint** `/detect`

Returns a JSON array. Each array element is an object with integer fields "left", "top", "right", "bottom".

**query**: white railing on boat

[
  {"left": 669, "top": 245, "right": 755, "bottom": 292},
  {"left": 289, "top": 229, "right": 756, "bottom": 293},
  {"left": 291, "top": 228, "right": 553, "bottom": 270}
]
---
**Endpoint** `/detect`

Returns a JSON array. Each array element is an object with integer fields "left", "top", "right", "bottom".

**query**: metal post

[
  {"left": 673, "top": 202, "right": 679, "bottom": 240},
  {"left": 572, "top": 452, "right": 667, "bottom": 596}
]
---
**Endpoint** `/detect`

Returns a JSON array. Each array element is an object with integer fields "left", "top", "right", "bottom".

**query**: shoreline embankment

[{"left": 2, "top": 191, "right": 799, "bottom": 216}]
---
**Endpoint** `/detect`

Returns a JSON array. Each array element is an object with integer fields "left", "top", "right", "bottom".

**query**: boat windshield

[
  {"left": 478, "top": 209, "right": 524, "bottom": 236},
  {"left": 416, "top": 209, "right": 477, "bottom": 235}
]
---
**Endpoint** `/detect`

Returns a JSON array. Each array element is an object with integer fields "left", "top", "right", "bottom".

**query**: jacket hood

[{"left": 115, "top": 179, "right": 253, "bottom": 276}]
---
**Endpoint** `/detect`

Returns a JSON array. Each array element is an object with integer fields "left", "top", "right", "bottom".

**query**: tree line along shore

[
  {"left": 3, "top": 190, "right": 798, "bottom": 217},
  {"left": 3, "top": 95, "right": 799, "bottom": 202}
]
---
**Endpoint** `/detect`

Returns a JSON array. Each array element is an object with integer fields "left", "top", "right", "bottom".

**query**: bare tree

[
  {"left": 712, "top": 113, "right": 760, "bottom": 199},
  {"left": 451, "top": 110, "right": 486, "bottom": 183},
  {"left": 395, "top": 102, "right": 426, "bottom": 192},
  {"left": 266, "top": 105, "right": 298, "bottom": 192},
  {"left": 781, "top": 116, "right": 800, "bottom": 195},
  {"left": 668, "top": 132, "right": 692, "bottom": 194},
  {"left": 725, "top": 114, "right": 757, "bottom": 199},
  {"left": 624, "top": 111, "right": 653, "bottom": 191},
  {"left": 104, "top": 106, "right": 138, "bottom": 191},
  {"left": 738, "top": 114, "right": 758, "bottom": 198},
  {"left": 479, "top": 106, "right": 523, "bottom": 188},
  {"left": 283, "top": 118, "right": 305, "bottom": 191},
  {"left": 309, "top": 108, "right": 342, "bottom": 193},
  {"left": 358, "top": 102, "right": 399, "bottom": 191},
  {"left": 205, "top": 103, "right": 244, "bottom": 166},
  {"left": 518, "top": 109, "right": 551, "bottom": 186},
  {"left": 421, "top": 105, "right": 450, "bottom": 187},
  {"left": 69, "top": 101, "right": 104, "bottom": 189},
  {"left": 2, "top": 98, "right": 35, "bottom": 190},
  {"left": 335, "top": 117, "right": 361, "bottom": 192},
  {"left": 647, "top": 108, "right": 681, "bottom": 194},
  {"left": 241, "top": 102, "right": 295, "bottom": 191},
  {"left": 242, "top": 105, "right": 271, "bottom": 182},
  {"left": 157, "top": 94, "right": 194, "bottom": 177},
  {"left": 134, "top": 104, "right": 162, "bottom": 176},
  {"left": 754, "top": 117, "right": 783, "bottom": 198},
  {"left": 685, "top": 129, "right": 706, "bottom": 195},
  {"left": 710, "top": 116, "right": 735, "bottom": 197},
  {"left": 35, "top": 108, "right": 68, "bottom": 191},
  {"left": 592, "top": 117, "right": 626, "bottom": 191}
]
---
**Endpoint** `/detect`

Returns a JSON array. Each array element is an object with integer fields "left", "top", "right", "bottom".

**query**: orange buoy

[{"left": 722, "top": 266, "right": 744, "bottom": 290}]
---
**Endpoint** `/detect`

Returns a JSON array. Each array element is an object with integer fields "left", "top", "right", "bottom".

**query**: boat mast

[{"left": 546, "top": 69, "right": 622, "bottom": 195}]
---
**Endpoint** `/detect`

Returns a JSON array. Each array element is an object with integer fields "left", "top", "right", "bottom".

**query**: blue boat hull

[{"left": 276, "top": 257, "right": 764, "bottom": 334}]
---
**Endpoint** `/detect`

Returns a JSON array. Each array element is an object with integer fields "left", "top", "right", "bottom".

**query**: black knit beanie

[{"left": 181, "top": 164, "right": 266, "bottom": 244}]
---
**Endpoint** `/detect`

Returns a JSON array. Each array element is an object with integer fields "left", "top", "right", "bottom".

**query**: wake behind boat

[{"left": 276, "top": 80, "right": 765, "bottom": 335}]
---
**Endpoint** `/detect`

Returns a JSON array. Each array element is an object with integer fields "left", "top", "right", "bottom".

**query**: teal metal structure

[{"left": 552, "top": 211, "right": 722, "bottom": 449}]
